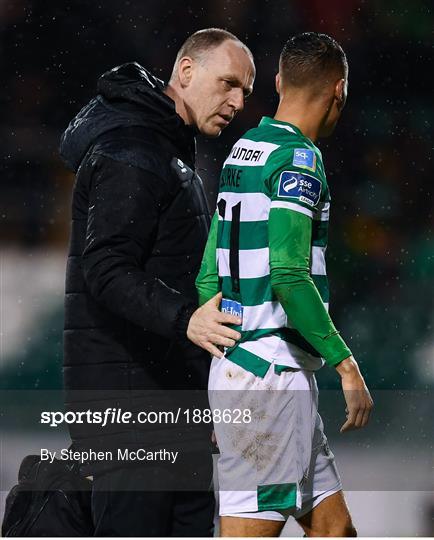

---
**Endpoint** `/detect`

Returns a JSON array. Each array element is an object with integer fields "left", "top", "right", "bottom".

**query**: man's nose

[{"left": 228, "top": 88, "right": 245, "bottom": 113}]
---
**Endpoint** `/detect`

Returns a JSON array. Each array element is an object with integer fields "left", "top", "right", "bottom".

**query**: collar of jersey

[{"left": 259, "top": 116, "right": 304, "bottom": 137}]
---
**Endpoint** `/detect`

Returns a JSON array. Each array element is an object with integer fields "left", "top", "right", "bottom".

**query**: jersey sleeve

[
  {"left": 195, "top": 211, "right": 220, "bottom": 306},
  {"left": 269, "top": 208, "right": 352, "bottom": 366},
  {"left": 264, "top": 144, "right": 325, "bottom": 219}
]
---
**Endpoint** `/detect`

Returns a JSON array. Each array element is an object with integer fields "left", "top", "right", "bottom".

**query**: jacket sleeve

[
  {"left": 81, "top": 155, "right": 196, "bottom": 340},
  {"left": 269, "top": 208, "right": 351, "bottom": 366}
]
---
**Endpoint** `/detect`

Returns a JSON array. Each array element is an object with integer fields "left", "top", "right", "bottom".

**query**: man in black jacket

[{"left": 60, "top": 28, "right": 255, "bottom": 536}]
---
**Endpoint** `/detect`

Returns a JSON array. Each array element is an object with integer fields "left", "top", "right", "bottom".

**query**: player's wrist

[
  {"left": 321, "top": 334, "right": 352, "bottom": 368},
  {"left": 335, "top": 356, "right": 361, "bottom": 378}
]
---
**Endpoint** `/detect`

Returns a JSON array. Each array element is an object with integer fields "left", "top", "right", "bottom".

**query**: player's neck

[{"left": 274, "top": 99, "right": 323, "bottom": 143}]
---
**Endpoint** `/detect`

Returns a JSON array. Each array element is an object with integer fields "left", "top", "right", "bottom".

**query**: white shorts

[{"left": 208, "top": 356, "right": 342, "bottom": 521}]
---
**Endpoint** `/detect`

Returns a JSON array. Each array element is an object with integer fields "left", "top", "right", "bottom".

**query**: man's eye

[{"left": 222, "top": 80, "right": 232, "bottom": 89}]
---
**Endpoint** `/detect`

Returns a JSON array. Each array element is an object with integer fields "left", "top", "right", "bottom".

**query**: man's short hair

[
  {"left": 173, "top": 28, "right": 253, "bottom": 69},
  {"left": 279, "top": 32, "right": 348, "bottom": 89}
]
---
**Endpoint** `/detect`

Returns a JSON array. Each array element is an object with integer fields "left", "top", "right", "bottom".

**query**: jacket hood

[{"left": 60, "top": 62, "right": 191, "bottom": 172}]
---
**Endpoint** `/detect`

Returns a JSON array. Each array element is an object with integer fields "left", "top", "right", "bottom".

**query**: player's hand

[
  {"left": 335, "top": 356, "right": 374, "bottom": 433},
  {"left": 187, "top": 292, "right": 242, "bottom": 358}
]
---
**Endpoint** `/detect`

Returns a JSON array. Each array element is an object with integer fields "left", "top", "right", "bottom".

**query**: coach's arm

[{"left": 82, "top": 157, "right": 199, "bottom": 340}]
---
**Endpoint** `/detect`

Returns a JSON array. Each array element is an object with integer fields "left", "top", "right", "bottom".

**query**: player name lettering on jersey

[
  {"left": 224, "top": 138, "right": 279, "bottom": 167},
  {"left": 220, "top": 167, "right": 242, "bottom": 188}
]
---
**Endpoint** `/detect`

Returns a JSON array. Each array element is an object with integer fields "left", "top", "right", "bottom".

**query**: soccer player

[{"left": 195, "top": 32, "right": 373, "bottom": 537}]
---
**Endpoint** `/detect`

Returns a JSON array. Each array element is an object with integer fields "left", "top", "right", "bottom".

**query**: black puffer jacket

[{"left": 60, "top": 63, "right": 212, "bottom": 456}]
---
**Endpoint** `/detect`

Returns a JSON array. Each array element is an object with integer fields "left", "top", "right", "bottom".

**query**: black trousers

[{"left": 91, "top": 454, "right": 215, "bottom": 537}]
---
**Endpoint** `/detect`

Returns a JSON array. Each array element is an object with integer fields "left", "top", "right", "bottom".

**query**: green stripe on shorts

[{"left": 257, "top": 483, "right": 297, "bottom": 512}]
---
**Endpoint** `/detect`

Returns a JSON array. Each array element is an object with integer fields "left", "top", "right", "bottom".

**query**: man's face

[{"left": 182, "top": 41, "right": 255, "bottom": 137}]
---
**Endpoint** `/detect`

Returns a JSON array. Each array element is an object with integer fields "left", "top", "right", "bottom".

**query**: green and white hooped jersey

[{"left": 217, "top": 116, "right": 330, "bottom": 374}]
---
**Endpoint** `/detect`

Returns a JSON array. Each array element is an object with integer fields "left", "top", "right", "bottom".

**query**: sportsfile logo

[
  {"left": 277, "top": 171, "right": 321, "bottom": 207},
  {"left": 293, "top": 148, "right": 316, "bottom": 172}
]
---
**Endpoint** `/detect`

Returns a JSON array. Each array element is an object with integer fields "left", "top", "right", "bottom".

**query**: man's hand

[
  {"left": 335, "top": 356, "right": 374, "bottom": 433},
  {"left": 187, "top": 292, "right": 241, "bottom": 358}
]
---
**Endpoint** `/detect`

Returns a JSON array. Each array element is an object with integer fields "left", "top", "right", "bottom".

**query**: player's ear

[
  {"left": 177, "top": 56, "right": 194, "bottom": 88},
  {"left": 335, "top": 78, "right": 347, "bottom": 111},
  {"left": 275, "top": 73, "right": 281, "bottom": 95}
]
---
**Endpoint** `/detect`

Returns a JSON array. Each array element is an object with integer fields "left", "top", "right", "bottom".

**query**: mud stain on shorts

[
  {"left": 232, "top": 428, "right": 280, "bottom": 472},
  {"left": 225, "top": 368, "right": 246, "bottom": 380}
]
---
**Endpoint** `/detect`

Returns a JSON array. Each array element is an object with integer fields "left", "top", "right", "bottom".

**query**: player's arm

[
  {"left": 265, "top": 144, "right": 349, "bottom": 363},
  {"left": 266, "top": 142, "right": 373, "bottom": 430},
  {"left": 269, "top": 208, "right": 350, "bottom": 365},
  {"left": 269, "top": 208, "right": 373, "bottom": 431},
  {"left": 195, "top": 211, "right": 220, "bottom": 306},
  {"left": 188, "top": 211, "right": 242, "bottom": 358}
]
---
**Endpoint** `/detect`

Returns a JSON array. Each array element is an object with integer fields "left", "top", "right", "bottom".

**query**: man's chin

[{"left": 200, "top": 126, "right": 222, "bottom": 138}]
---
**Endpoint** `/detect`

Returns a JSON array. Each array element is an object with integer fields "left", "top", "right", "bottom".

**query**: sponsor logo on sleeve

[
  {"left": 277, "top": 171, "right": 321, "bottom": 207},
  {"left": 293, "top": 148, "right": 316, "bottom": 172}
]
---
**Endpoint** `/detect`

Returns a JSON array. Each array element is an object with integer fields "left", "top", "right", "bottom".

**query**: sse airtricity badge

[{"left": 277, "top": 171, "right": 321, "bottom": 207}]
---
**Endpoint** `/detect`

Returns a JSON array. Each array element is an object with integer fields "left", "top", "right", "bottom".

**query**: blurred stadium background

[{"left": 0, "top": 0, "right": 433, "bottom": 535}]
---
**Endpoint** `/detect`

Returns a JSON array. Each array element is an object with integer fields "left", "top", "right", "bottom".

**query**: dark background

[
  {"left": 1, "top": 0, "right": 433, "bottom": 391},
  {"left": 0, "top": 2, "right": 433, "bottom": 535}
]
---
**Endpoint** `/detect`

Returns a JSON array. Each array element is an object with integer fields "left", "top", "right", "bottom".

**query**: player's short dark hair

[
  {"left": 279, "top": 32, "right": 348, "bottom": 88},
  {"left": 173, "top": 28, "right": 253, "bottom": 68}
]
